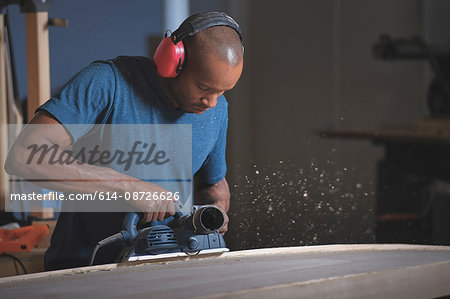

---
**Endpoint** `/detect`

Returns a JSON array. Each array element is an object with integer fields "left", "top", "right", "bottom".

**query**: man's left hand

[{"left": 194, "top": 177, "right": 230, "bottom": 236}]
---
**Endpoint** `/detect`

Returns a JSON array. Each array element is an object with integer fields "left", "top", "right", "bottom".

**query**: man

[{"left": 5, "top": 12, "right": 244, "bottom": 270}]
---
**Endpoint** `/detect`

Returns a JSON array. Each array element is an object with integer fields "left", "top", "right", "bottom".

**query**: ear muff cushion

[{"left": 154, "top": 37, "right": 185, "bottom": 78}]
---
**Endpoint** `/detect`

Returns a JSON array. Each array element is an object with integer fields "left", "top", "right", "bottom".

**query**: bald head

[
  {"left": 161, "top": 24, "right": 244, "bottom": 114},
  {"left": 184, "top": 26, "right": 244, "bottom": 67}
]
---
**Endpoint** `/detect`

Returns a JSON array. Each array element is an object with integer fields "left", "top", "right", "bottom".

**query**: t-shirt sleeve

[
  {"left": 37, "top": 61, "right": 116, "bottom": 143},
  {"left": 195, "top": 103, "right": 228, "bottom": 184}
]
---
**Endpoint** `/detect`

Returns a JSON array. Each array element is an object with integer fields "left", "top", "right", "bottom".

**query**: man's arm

[
  {"left": 4, "top": 110, "right": 174, "bottom": 222},
  {"left": 194, "top": 177, "right": 230, "bottom": 235}
]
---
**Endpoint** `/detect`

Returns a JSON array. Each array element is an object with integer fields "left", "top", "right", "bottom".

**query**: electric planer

[{"left": 89, "top": 205, "right": 228, "bottom": 265}]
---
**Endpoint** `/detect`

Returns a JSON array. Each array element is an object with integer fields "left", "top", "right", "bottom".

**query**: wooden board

[
  {"left": 316, "top": 118, "right": 450, "bottom": 145},
  {"left": 25, "top": 12, "right": 54, "bottom": 219},
  {"left": 0, "top": 14, "right": 8, "bottom": 211},
  {"left": 0, "top": 244, "right": 449, "bottom": 298},
  {"left": 25, "top": 12, "right": 51, "bottom": 116}
]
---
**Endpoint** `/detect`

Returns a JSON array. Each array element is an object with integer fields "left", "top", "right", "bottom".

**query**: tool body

[
  {"left": 89, "top": 205, "right": 227, "bottom": 265},
  {"left": 119, "top": 205, "right": 227, "bottom": 261}
]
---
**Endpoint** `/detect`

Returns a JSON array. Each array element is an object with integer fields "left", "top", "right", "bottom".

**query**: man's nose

[{"left": 201, "top": 96, "right": 218, "bottom": 108}]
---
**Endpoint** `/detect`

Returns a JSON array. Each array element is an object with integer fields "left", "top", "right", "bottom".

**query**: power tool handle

[
  {"left": 122, "top": 212, "right": 141, "bottom": 243},
  {"left": 174, "top": 212, "right": 183, "bottom": 219}
]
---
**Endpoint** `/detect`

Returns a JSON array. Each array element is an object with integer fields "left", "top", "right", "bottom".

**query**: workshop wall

[
  {"left": 8, "top": 0, "right": 223, "bottom": 108},
  {"left": 7, "top": 0, "right": 449, "bottom": 251},
  {"left": 225, "top": 0, "right": 432, "bottom": 250},
  {"left": 8, "top": 0, "right": 164, "bottom": 110}
]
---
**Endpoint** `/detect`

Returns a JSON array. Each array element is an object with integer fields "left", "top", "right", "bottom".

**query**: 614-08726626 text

[{"left": 9, "top": 191, "right": 180, "bottom": 201}]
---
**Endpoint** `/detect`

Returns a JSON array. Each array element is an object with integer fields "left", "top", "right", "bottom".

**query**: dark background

[{"left": 7, "top": 0, "right": 450, "bottom": 250}]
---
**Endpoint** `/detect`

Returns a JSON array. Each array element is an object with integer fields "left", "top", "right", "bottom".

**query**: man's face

[{"left": 166, "top": 52, "right": 243, "bottom": 114}]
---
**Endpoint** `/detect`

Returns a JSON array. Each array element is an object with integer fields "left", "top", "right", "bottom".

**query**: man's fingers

[
  {"left": 156, "top": 199, "right": 170, "bottom": 221},
  {"left": 219, "top": 209, "right": 229, "bottom": 236},
  {"left": 142, "top": 212, "right": 153, "bottom": 223},
  {"left": 141, "top": 199, "right": 176, "bottom": 223},
  {"left": 152, "top": 211, "right": 161, "bottom": 222},
  {"left": 158, "top": 199, "right": 172, "bottom": 221},
  {"left": 157, "top": 208, "right": 165, "bottom": 221},
  {"left": 160, "top": 200, "right": 175, "bottom": 220},
  {"left": 220, "top": 223, "right": 228, "bottom": 236},
  {"left": 167, "top": 200, "right": 175, "bottom": 217}
]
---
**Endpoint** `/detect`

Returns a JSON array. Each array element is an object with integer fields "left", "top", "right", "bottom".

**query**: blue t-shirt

[{"left": 40, "top": 56, "right": 229, "bottom": 269}]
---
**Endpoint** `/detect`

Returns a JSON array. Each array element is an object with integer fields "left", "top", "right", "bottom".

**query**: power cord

[
  {"left": 88, "top": 231, "right": 129, "bottom": 266},
  {"left": 1, "top": 253, "right": 28, "bottom": 275},
  {"left": 89, "top": 213, "right": 140, "bottom": 266}
]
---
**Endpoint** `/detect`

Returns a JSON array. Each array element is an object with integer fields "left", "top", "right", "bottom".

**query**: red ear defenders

[
  {"left": 154, "top": 11, "right": 243, "bottom": 78},
  {"left": 154, "top": 37, "right": 185, "bottom": 78}
]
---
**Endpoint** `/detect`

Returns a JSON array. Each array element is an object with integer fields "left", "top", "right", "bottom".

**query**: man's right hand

[
  {"left": 139, "top": 195, "right": 176, "bottom": 223},
  {"left": 123, "top": 181, "right": 176, "bottom": 223}
]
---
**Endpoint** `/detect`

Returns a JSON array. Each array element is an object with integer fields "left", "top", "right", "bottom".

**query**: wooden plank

[
  {"left": 25, "top": 12, "right": 53, "bottom": 219},
  {"left": 0, "top": 15, "right": 8, "bottom": 211},
  {"left": 25, "top": 12, "right": 51, "bottom": 116},
  {"left": 202, "top": 261, "right": 450, "bottom": 299},
  {"left": 0, "top": 244, "right": 449, "bottom": 298},
  {"left": 25, "top": 12, "right": 50, "bottom": 116},
  {"left": 317, "top": 118, "right": 450, "bottom": 145},
  {"left": 317, "top": 126, "right": 450, "bottom": 144},
  {"left": 1, "top": 244, "right": 449, "bottom": 283}
]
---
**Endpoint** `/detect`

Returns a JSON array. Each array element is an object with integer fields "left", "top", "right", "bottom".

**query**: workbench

[
  {"left": 1, "top": 244, "right": 449, "bottom": 298},
  {"left": 318, "top": 118, "right": 450, "bottom": 245}
]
